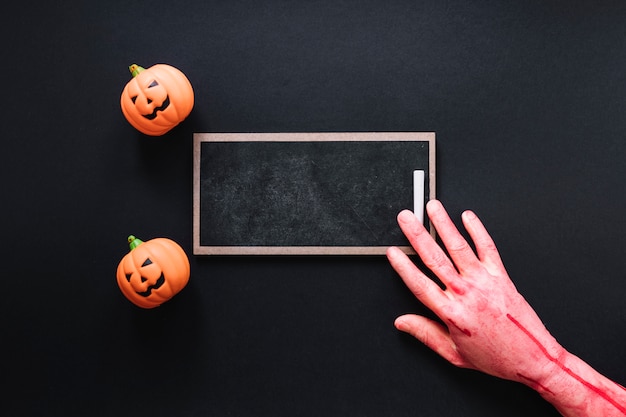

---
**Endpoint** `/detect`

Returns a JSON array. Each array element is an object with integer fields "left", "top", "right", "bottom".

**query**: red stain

[
  {"left": 517, "top": 372, "right": 554, "bottom": 395},
  {"left": 506, "top": 314, "right": 626, "bottom": 414},
  {"left": 448, "top": 319, "right": 472, "bottom": 337}
]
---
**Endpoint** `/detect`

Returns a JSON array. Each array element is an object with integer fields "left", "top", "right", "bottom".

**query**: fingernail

[
  {"left": 397, "top": 210, "right": 415, "bottom": 223},
  {"left": 395, "top": 318, "right": 409, "bottom": 332},
  {"left": 426, "top": 199, "right": 441, "bottom": 210},
  {"left": 462, "top": 210, "right": 477, "bottom": 220}
]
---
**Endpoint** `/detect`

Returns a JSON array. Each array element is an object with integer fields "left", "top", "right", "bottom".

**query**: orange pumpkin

[
  {"left": 120, "top": 63, "right": 194, "bottom": 136},
  {"left": 116, "top": 235, "right": 190, "bottom": 308}
]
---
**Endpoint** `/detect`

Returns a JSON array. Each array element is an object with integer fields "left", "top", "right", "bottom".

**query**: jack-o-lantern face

[
  {"left": 120, "top": 64, "right": 194, "bottom": 136},
  {"left": 116, "top": 236, "right": 190, "bottom": 308}
]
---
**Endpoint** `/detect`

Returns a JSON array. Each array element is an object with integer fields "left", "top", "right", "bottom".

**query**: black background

[{"left": 1, "top": 1, "right": 625, "bottom": 416}]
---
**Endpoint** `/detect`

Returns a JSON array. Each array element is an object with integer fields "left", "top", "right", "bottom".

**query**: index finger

[
  {"left": 396, "top": 209, "right": 460, "bottom": 291},
  {"left": 386, "top": 246, "right": 449, "bottom": 315}
]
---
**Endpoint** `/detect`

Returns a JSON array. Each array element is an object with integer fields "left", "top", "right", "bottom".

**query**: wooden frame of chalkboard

[{"left": 193, "top": 132, "right": 435, "bottom": 255}]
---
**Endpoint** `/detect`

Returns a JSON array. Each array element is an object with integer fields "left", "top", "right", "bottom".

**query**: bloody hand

[{"left": 387, "top": 200, "right": 626, "bottom": 416}]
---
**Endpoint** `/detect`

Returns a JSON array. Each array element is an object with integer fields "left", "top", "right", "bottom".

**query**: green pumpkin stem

[
  {"left": 128, "top": 64, "right": 145, "bottom": 78},
  {"left": 127, "top": 235, "right": 144, "bottom": 250}
]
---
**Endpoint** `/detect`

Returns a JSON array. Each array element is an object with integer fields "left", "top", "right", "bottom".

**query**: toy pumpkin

[
  {"left": 120, "top": 63, "right": 194, "bottom": 136},
  {"left": 116, "top": 235, "right": 190, "bottom": 308}
]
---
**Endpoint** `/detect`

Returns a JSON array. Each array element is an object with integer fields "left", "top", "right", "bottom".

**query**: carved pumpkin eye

[
  {"left": 131, "top": 95, "right": 137, "bottom": 104},
  {"left": 125, "top": 273, "right": 132, "bottom": 282},
  {"left": 148, "top": 80, "right": 159, "bottom": 88},
  {"left": 142, "top": 258, "right": 153, "bottom": 267}
]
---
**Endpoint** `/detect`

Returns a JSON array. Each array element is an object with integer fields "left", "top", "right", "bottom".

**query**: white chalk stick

[{"left": 413, "top": 170, "right": 425, "bottom": 224}]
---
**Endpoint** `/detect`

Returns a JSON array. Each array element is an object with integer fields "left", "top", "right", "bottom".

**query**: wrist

[
  {"left": 533, "top": 350, "right": 626, "bottom": 416},
  {"left": 535, "top": 349, "right": 580, "bottom": 398},
  {"left": 503, "top": 312, "right": 569, "bottom": 394},
  {"left": 514, "top": 341, "right": 570, "bottom": 396}
]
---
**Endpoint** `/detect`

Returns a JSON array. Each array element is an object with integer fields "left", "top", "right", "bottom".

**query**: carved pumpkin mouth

[
  {"left": 136, "top": 273, "right": 165, "bottom": 297},
  {"left": 142, "top": 95, "right": 170, "bottom": 120}
]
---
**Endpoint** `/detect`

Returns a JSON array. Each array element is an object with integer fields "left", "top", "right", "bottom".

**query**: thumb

[{"left": 395, "top": 314, "right": 470, "bottom": 369}]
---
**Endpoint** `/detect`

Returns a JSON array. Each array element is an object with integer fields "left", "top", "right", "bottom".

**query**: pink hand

[
  {"left": 387, "top": 200, "right": 626, "bottom": 416},
  {"left": 387, "top": 200, "right": 563, "bottom": 383}
]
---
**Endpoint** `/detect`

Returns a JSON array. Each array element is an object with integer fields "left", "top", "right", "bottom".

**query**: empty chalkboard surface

[{"left": 193, "top": 132, "right": 435, "bottom": 255}]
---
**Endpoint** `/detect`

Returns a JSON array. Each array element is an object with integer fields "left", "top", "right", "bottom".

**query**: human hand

[
  {"left": 388, "top": 200, "right": 626, "bottom": 416},
  {"left": 387, "top": 200, "right": 565, "bottom": 387}
]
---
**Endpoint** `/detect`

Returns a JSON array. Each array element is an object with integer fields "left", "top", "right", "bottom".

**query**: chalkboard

[{"left": 193, "top": 132, "right": 435, "bottom": 255}]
